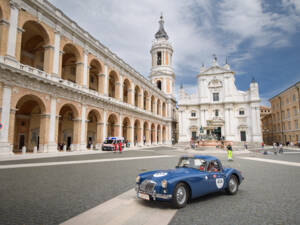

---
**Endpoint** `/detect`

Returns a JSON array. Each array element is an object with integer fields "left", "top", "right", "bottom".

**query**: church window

[
  {"left": 239, "top": 109, "right": 245, "bottom": 115},
  {"left": 213, "top": 93, "right": 219, "bottom": 102},
  {"left": 293, "top": 94, "right": 296, "bottom": 102},
  {"left": 157, "top": 52, "right": 162, "bottom": 65},
  {"left": 295, "top": 120, "right": 298, "bottom": 129},
  {"left": 215, "top": 110, "right": 219, "bottom": 117},
  {"left": 286, "top": 97, "right": 289, "bottom": 104},
  {"left": 293, "top": 107, "right": 297, "bottom": 116},
  {"left": 157, "top": 80, "right": 162, "bottom": 90},
  {"left": 191, "top": 112, "right": 196, "bottom": 117}
]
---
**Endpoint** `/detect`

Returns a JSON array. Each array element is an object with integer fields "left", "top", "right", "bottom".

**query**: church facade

[
  {"left": 178, "top": 57, "right": 262, "bottom": 143},
  {"left": 0, "top": 0, "right": 177, "bottom": 154}
]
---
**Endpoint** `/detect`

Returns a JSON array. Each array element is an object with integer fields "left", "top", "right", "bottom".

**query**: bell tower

[{"left": 150, "top": 14, "right": 175, "bottom": 96}]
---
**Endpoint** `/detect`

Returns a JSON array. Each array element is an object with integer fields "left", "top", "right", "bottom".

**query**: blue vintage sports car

[{"left": 135, "top": 155, "right": 244, "bottom": 208}]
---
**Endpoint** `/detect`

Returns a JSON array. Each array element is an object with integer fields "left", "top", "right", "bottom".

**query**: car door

[
  {"left": 189, "top": 170, "right": 211, "bottom": 198},
  {"left": 207, "top": 160, "right": 226, "bottom": 193}
]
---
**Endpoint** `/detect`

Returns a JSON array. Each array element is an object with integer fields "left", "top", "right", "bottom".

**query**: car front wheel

[
  {"left": 226, "top": 175, "right": 239, "bottom": 195},
  {"left": 172, "top": 183, "right": 189, "bottom": 208}
]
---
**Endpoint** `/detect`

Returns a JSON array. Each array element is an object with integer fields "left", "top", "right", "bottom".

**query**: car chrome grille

[{"left": 140, "top": 180, "right": 156, "bottom": 194}]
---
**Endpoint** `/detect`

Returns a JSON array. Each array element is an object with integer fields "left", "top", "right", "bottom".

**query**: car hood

[{"left": 143, "top": 168, "right": 195, "bottom": 182}]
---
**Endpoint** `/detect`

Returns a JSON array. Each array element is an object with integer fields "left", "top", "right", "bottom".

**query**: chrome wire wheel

[
  {"left": 172, "top": 183, "right": 189, "bottom": 208},
  {"left": 176, "top": 186, "right": 187, "bottom": 205},
  {"left": 226, "top": 175, "right": 238, "bottom": 195}
]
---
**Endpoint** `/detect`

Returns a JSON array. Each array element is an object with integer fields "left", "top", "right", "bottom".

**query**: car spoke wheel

[
  {"left": 226, "top": 175, "right": 239, "bottom": 195},
  {"left": 172, "top": 183, "right": 189, "bottom": 208}
]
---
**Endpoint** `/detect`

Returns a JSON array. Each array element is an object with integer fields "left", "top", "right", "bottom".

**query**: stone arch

[
  {"left": 151, "top": 95, "right": 155, "bottom": 113},
  {"left": 61, "top": 43, "right": 81, "bottom": 84},
  {"left": 162, "top": 126, "right": 166, "bottom": 143},
  {"left": 151, "top": 123, "right": 156, "bottom": 144},
  {"left": 157, "top": 99, "right": 161, "bottom": 116},
  {"left": 134, "top": 85, "right": 141, "bottom": 107},
  {"left": 13, "top": 94, "right": 47, "bottom": 153},
  {"left": 107, "top": 113, "right": 119, "bottom": 137},
  {"left": 134, "top": 119, "right": 141, "bottom": 146},
  {"left": 108, "top": 70, "right": 120, "bottom": 99},
  {"left": 20, "top": 21, "right": 50, "bottom": 72},
  {"left": 143, "top": 90, "right": 149, "bottom": 110},
  {"left": 86, "top": 109, "right": 102, "bottom": 149},
  {"left": 156, "top": 80, "right": 162, "bottom": 90},
  {"left": 122, "top": 117, "right": 131, "bottom": 143},
  {"left": 123, "top": 78, "right": 131, "bottom": 104},
  {"left": 88, "top": 59, "right": 102, "bottom": 92},
  {"left": 57, "top": 103, "right": 80, "bottom": 151},
  {"left": 157, "top": 124, "right": 161, "bottom": 143},
  {"left": 143, "top": 121, "right": 149, "bottom": 145}
]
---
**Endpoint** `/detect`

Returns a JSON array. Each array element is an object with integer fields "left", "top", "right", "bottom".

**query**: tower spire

[{"left": 155, "top": 13, "right": 169, "bottom": 40}]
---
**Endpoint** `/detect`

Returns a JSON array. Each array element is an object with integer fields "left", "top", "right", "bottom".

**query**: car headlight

[
  {"left": 161, "top": 179, "right": 168, "bottom": 189},
  {"left": 136, "top": 176, "right": 140, "bottom": 183}
]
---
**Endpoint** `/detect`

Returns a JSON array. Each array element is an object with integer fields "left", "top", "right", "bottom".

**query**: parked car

[
  {"left": 135, "top": 155, "right": 244, "bottom": 208},
  {"left": 102, "top": 137, "right": 125, "bottom": 151}
]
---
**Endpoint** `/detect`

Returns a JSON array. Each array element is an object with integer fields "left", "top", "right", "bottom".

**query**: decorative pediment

[
  {"left": 208, "top": 78, "right": 223, "bottom": 88},
  {"left": 201, "top": 66, "right": 231, "bottom": 75}
]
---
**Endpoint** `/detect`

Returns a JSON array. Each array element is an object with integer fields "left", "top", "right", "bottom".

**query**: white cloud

[{"left": 49, "top": 0, "right": 300, "bottom": 90}]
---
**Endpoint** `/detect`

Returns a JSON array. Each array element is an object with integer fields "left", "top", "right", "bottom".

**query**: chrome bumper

[{"left": 136, "top": 184, "right": 172, "bottom": 200}]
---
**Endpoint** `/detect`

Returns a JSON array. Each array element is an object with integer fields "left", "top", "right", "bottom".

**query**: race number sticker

[{"left": 216, "top": 178, "right": 224, "bottom": 189}]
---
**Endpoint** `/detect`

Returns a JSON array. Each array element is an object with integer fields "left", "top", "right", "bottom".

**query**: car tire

[
  {"left": 226, "top": 175, "right": 239, "bottom": 195},
  {"left": 172, "top": 183, "right": 189, "bottom": 208}
]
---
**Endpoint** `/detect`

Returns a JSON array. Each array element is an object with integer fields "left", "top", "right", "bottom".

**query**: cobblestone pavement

[{"left": 0, "top": 148, "right": 299, "bottom": 225}]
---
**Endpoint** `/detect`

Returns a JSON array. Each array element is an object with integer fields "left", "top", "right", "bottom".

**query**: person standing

[
  {"left": 227, "top": 143, "right": 233, "bottom": 161},
  {"left": 114, "top": 141, "right": 118, "bottom": 153},
  {"left": 279, "top": 143, "right": 283, "bottom": 154},
  {"left": 118, "top": 141, "right": 122, "bottom": 153}
]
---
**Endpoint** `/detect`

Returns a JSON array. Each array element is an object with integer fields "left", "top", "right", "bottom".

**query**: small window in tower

[
  {"left": 157, "top": 80, "right": 162, "bottom": 90},
  {"left": 215, "top": 110, "right": 219, "bottom": 117},
  {"left": 213, "top": 93, "right": 219, "bottom": 102},
  {"left": 157, "top": 52, "right": 162, "bottom": 65}
]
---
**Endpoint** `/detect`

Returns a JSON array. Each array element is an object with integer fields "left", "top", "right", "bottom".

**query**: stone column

[
  {"left": 131, "top": 81, "right": 135, "bottom": 105},
  {"left": 139, "top": 121, "right": 143, "bottom": 146},
  {"left": 251, "top": 106, "right": 256, "bottom": 137},
  {"left": 146, "top": 97, "right": 150, "bottom": 111},
  {"left": 115, "top": 82, "right": 121, "bottom": 100},
  {"left": 225, "top": 108, "right": 230, "bottom": 137},
  {"left": 58, "top": 50, "right": 64, "bottom": 78},
  {"left": 15, "top": 27, "right": 23, "bottom": 62},
  {"left": 102, "top": 111, "right": 107, "bottom": 141},
  {"left": 80, "top": 105, "right": 87, "bottom": 150},
  {"left": 163, "top": 78, "right": 166, "bottom": 93},
  {"left": 52, "top": 28, "right": 61, "bottom": 76},
  {"left": 145, "top": 127, "right": 150, "bottom": 145},
  {"left": 140, "top": 89, "right": 144, "bottom": 109},
  {"left": 0, "top": 85, "right": 12, "bottom": 154},
  {"left": 104, "top": 65, "right": 108, "bottom": 96},
  {"left": 73, "top": 118, "right": 81, "bottom": 151},
  {"left": 119, "top": 115, "right": 123, "bottom": 137},
  {"left": 76, "top": 62, "right": 84, "bottom": 86},
  {"left": 48, "top": 96, "right": 57, "bottom": 152},
  {"left": 96, "top": 122, "right": 103, "bottom": 149},
  {"left": 43, "top": 45, "right": 54, "bottom": 74},
  {"left": 119, "top": 77, "right": 123, "bottom": 101},
  {"left": 5, "top": 1, "right": 19, "bottom": 63},
  {"left": 82, "top": 49, "right": 89, "bottom": 88},
  {"left": 131, "top": 119, "right": 135, "bottom": 146},
  {"left": 98, "top": 73, "right": 105, "bottom": 94}
]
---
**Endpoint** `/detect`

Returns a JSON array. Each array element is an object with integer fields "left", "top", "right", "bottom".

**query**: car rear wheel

[
  {"left": 172, "top": 183, "right": 189, "bottom": 208},
  {"left": 226, "top": 175, "right": 239, "bottom": 195}
]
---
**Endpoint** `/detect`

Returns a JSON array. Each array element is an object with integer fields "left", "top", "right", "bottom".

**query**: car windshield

[
  {"left": 177, "top": 157, "right": 207, "bottom": 170},
  {"left": 104, "top": 140, "right": 114, "bottom": 144}
]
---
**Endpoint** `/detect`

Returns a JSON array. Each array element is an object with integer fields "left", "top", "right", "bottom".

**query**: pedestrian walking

[
  {"left": 114, "top": 141, "right": 118, "bottom": 153},
  {"left": 227, "top": 143, "right": 233, "bottom": 161},
  {"left": 261, "top": 141, "right": 265, "bottom": 149},
  {"left": 279, "top": 143, "right": 283, "bottom": 154},
  {"left": 244, "top": 142, "right": 248, "bottom": 150},
  {"left": 118, "top": 141, "right": 122, "bottom": 153}
]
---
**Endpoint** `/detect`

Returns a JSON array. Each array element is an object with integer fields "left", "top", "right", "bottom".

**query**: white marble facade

[{"left": 178, "top": 57, "right": 262, "bottom": 143}]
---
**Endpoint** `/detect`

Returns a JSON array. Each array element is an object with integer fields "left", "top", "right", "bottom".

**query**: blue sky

[{"left": 49, "top": 0, "right": 300, "bottom": 106}]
